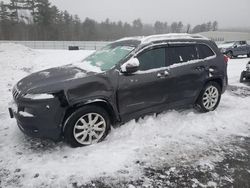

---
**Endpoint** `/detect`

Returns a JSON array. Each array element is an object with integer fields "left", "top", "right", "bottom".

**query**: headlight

[{"left": 23, "top": 93, "right": 54, "bottom": 100}]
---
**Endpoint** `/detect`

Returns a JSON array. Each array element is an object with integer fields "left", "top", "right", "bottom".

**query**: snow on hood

[
  {"left": 71, "top": 60, "right": 103, "bottom": 73},
  {"left": 15, "top": 65, "right": 92, "bottom": 94}
]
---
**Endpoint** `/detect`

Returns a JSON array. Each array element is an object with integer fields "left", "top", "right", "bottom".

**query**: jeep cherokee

[{"left": 9, "top": 34, "right": 228, "bottom": 147}]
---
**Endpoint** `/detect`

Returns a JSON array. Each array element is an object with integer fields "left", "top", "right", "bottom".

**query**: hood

[{"left": 16, "top": 65, "right": 95, "bottom": 94}]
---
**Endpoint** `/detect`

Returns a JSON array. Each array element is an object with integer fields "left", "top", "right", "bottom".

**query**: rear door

[{"left": 163, "top": 44, "right": 207, "bottom": 106}]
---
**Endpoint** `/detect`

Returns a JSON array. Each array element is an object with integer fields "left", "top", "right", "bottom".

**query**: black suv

[{"left": 9, "top": 34, "right": 228, "bottom": 147}]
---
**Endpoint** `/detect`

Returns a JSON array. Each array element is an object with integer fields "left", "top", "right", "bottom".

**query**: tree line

[{"left": 0, "top": 0, "right": 219, "bottom": 41}]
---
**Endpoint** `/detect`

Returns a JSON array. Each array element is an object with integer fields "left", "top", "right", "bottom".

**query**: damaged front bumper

[{"left": 9, "top": 97, "right": 66, "bottom": 141}]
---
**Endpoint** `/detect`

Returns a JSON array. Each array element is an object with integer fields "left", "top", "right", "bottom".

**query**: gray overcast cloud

[
  {"left": 49, "top": 0, "right": 250, "bottom": 28},
  {"left": 4, "top": 0, "right": 250, "bottom": 28}
]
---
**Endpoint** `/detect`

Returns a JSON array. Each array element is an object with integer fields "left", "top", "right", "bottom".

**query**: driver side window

[{"left": 137, "top": 48, "right": 166, "bottom": 71}]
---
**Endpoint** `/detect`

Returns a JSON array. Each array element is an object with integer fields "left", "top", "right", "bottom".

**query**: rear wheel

[
  {"left": 64, "top": 105, "right": 110, "bottom": 147},
  {"left": 247, "top": 53, "right": 250, "bottom": 58},
  {"left": 195, "top": 82, "right": 221, "bottom": 112}
]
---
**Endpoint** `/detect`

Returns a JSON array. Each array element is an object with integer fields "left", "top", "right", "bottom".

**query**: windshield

[{"left": 82, "top": 44, "right": 135, "bottom": 71}]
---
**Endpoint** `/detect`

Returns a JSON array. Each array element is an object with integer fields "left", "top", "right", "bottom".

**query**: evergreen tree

[
  {"left": 212, "top": 21, "right": 218, "bottom": 31},
  {"left": 0, "top": 1, "right": 9, "bottom": 22},
  {"left": 154, "top": 21, "right": 164, "bottom": 34},
  {"left": 177, "top": 21, "right": 183, "bottom": 33},
  {"left": 132, "top": 19, "right": 143, "bottom": 35},
  {"left": 0, "top": 0, "right": 219, "bottom": 41},
  {"left": 170, "top": 22, "right": 178, "bottom": 33},
  {"left": 8, "top": 0, "right": 18, "bottom": 22},
  {"left": 34, "top": 0, "right": 52, "bottom": 26}
]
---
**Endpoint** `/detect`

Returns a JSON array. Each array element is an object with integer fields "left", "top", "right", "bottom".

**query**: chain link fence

[{"left": 0, "top": 40, "right": 111, "bottom": 50}]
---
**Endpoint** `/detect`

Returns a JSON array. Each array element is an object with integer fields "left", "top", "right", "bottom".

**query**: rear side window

[
  {"left": 166, "top": 45, "right": 198, "bottom": 66},
  {"left": 196, "top": 44, "right": 215, "bottom": 59},
  {"left": 137, "top": 48, "right": 166, "bottom": 71}
]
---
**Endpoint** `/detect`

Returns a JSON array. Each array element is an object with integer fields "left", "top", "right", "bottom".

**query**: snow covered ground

[{"left": 0, "top": 43, "right": 250, "bottom": 187}]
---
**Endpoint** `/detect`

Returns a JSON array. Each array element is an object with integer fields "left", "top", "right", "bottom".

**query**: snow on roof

[
  {"left": 115, "top": 36, "right": 144, "bottom": 42},
  {"left": 141, "top": 33, "right": 209, "bottom": 44},
  {"left": 116, "top": 33, "right": 209, "bottom": 45}
]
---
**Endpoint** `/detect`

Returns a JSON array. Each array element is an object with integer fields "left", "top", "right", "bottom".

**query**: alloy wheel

[
  {"left": 73, "top": 113, "right": 106, "bottom": 145},
  {"left": 202, "top": 86, "right": 219, "bottom": 110}
]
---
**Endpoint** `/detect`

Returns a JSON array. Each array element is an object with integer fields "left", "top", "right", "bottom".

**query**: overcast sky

[
  {"left": 3, "top": 0, "right": 250, "bottom": 28},
  {"left": 48, "top": 0, "right": 250, "bottom": 29}
]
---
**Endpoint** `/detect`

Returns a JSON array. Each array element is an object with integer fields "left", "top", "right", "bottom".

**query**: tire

[
  {"left": 64, "top": 105, "right": 110, "bottom": 147},
  {"left": 195, "top": 82, "right": 222, "bottom": 113},
  {"left": 226, "top": 51, "right": 233, "bottom": 59},
  {"left": 240, "top": 71, "right": 246, "bottom": 83},
  {"left": 247, "top": 53, "right": 250, "bottom": 58}
]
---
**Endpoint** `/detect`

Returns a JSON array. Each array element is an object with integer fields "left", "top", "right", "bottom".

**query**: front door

[{"left": 117, "top": 46, "right": 174, "bottom": 121}]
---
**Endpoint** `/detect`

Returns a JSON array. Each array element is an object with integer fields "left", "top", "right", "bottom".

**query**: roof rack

[
  {"left": 115, "top": 36, "right": 144, "bottom": 42},
  {"left": 141, "top": 33, "right": 208, "bottom": 44},
  {"left": 116, "top": 33, "right": 209, "bottom": 44}
]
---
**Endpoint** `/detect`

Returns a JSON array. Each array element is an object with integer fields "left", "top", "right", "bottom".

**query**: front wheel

[
  {"left": 195, "top": 82, "right": 221, "bottom": 112},
  {"left": 64, "top": 105, "right": 110, "bottom": 147}
]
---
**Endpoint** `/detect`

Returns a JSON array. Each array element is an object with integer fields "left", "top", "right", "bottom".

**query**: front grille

[{"left": 12, "top": 86, "right": 20, "bottom": 99}]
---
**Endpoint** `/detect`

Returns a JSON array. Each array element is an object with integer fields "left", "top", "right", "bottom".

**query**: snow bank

[
  {"left": 0, "top": 43, "right": 34, "bottom": 53},
  {"left": 0, "top": 44, "right": 36, "bottom": 116},
  {"left": 2, "top": 91, "right": 250, "bottom": 187},
  {"left": 0, "top": 43, "right": 93, "bottom": 116},
  {"left": 0, "top": 44, "right": 250, "bottom": 187}
]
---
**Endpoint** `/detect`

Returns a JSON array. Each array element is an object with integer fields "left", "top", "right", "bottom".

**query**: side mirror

[
  {"left": 121, "top": 58, "right": 139, "bottom": 74},
  {"left": 233, "top": 45, "right": 237, "bottom": 48}
]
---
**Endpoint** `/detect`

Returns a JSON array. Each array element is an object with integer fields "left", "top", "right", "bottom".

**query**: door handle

[
  {"left": 195, "top": 66, "right": 205, "bottom": 71},
  {"left": 157, "top": 73, "right": 164, "bottom": 78},
  {"left": 164, "top": 70, "right": 169, "bottom": 76},
  {"left": 157, "top": 70, "right": 169, "bottom": 78}
]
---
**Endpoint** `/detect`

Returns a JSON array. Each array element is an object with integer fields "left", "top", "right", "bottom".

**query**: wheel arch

[
  {"left": 205, "top": 78, "right": 223, "bottom": 90},
  {"left": 62, "top": 99, "right": 118, "bottom": 132},
  {"left": 194, "top": 78, "right": 222, "bottom": 112},
  {"left": 195, "top": 77, "right": 223, "bottom": 104}
]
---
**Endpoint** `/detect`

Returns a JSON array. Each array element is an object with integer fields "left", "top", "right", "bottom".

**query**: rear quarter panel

[{"left": 207, "top": 41, "right": 228, "bottom": 92}]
